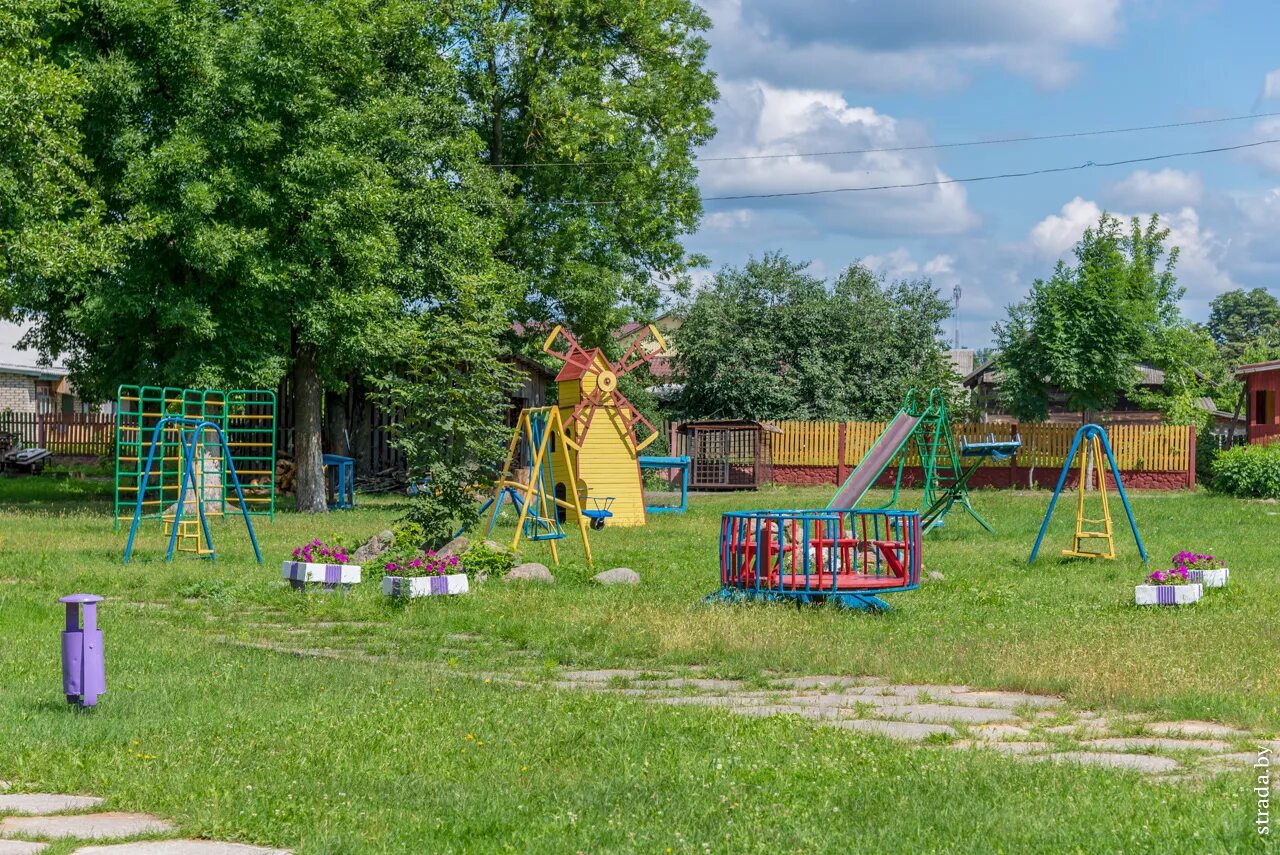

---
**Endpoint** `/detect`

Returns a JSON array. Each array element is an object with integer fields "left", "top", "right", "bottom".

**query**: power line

[
  {"left": 495, "top": 110, "right": 1280, "bottom": 169},
  {"left": 695, "top": 137, "right": 1280, "bottom": 203}
]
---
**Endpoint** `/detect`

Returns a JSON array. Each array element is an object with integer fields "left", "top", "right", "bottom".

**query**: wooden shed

[
  {"left": 677, "top": 420, "right": 780, "bottom": 490},
  {"left": 1235, "top": 359, "right": 1280, "bottom": 444}
]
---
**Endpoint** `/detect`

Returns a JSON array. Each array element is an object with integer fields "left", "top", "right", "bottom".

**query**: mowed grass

[{"left": 0, "top": 475, "right": 1275, "bottom": 852}]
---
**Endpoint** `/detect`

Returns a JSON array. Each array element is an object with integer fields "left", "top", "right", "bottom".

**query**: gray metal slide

[{"left": 825, "top": 411, "right": 921, "bottom": 509}]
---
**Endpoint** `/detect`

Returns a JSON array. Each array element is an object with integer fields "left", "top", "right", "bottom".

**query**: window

[{"left": 1255, "top": 389, "right": 1277, "bottom": 426}]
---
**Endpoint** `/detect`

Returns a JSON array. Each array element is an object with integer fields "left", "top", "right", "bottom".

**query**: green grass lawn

[{"left": 0, "top": 474, "right": 1275, "bottom": 852}]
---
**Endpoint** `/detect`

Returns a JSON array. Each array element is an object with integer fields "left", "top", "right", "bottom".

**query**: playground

[{"left": 0, "top": 466, "right": 1276, "bottom": 852}]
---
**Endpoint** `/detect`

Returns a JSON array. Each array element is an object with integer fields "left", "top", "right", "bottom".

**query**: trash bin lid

[{"left": 58, "top": 593, "right": 105, "bottom": 605}]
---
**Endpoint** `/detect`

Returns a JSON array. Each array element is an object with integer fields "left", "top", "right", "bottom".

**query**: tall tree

[
  {"left": 6, "top": 0, "right": 508, "bottom": 511},
  {"left": 993, "top": 213, "right": 1182, "bottom": 422},
  {"left": 1207, "top": 287, "right": 1280, "bottom": 360},
  {"left": 0, "top": 0, "right": 119, "bottom": 325},
  {"left": 455, "top": 0, "right": 718, "bottom": 345},
  {"left": 674, "top": 253, "right": 954, "bottom": 421}
]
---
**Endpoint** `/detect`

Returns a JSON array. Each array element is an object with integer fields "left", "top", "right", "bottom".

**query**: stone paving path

[
  {"left": 552, "top": 669, "right": 1278, "bottom": 780},
  {"left": 0, "top": 792, "right": 288, "bottom": 854}
]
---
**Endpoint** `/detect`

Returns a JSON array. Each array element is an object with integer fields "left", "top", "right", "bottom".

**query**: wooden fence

[
  {"left": 764, "top": 420, "right": 1191, "bottom": 472},
  {"left": 0, "top": 412, "right": 115, "bottom": 456}
]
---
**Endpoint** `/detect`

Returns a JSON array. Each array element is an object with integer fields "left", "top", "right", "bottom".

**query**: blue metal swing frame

[
  {"left": 1028, "top": 423, "right": 1147, "bottom": 563},
  {"left": 123, "top": 417, "right": 263, "bottom": 564}
]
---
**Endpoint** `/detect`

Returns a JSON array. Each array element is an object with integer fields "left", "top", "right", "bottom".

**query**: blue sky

[
  {"left": 3, "top": 1, "right": 1277, "bottom": 365},
  {"left": 683, "top": 0, "right": 1280, "bottom": 348}
]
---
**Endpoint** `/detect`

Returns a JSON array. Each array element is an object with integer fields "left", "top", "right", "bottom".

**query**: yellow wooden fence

[{"left": 766, "top": 420, "right": 1191, "bottom": 472}]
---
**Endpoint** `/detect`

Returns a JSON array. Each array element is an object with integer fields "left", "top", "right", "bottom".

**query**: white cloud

[
  {"left": 1104, "top": 169, "right": 1203, "bottom": 210},
  {"left": 705, "top": 0, "right": 1123, "bottom": 92},
  {"left": 1027, "top": 197, "right": 1103, "bottom": 259},
  {"left": 699, "top": 81, "right": 979, "bottom": 237},
  {"left": 1263, "top": 68, "right": 1280, "bottom": 102},
  {"left": 1025, "top": 198, "right": 1238, "bottom": 317}
]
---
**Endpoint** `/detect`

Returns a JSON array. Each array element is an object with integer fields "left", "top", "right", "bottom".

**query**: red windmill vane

[{"left": 542, "top": 324, "right": 667, "bottom": 452}]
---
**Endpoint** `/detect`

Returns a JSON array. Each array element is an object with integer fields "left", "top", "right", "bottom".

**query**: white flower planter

[
  {"left": 383, "top": 573, "right": 469, "bottom": 598},
  {"left": 281, "top": 560, "right": 361, "bottom": 591},
  {"left": 1187, "top": 567, "right": 1229, "bottom": 588},
  {"left": 1135, "top": 583, "right": 1202, "bottom": 606}
]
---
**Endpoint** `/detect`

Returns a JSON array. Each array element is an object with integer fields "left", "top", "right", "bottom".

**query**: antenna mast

[{"left": 952, "top": 284, "right": 962, "bottom": 349}]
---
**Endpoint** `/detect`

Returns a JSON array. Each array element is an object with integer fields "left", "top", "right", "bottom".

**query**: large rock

[
  {"left": 351, "top": 530, "right": 394, "bottom": 563},
  {"left": 593, "top": 567, "right": 640, "bottom": 586},
  {"left": 504, "top": 562, "right": 554, "bottom": 584},
  {"left": 437, "top": 535, "right": 469, "bottom": 557},
  {"left": 480, "top": 539, "right": 509, "bottom": 553}
]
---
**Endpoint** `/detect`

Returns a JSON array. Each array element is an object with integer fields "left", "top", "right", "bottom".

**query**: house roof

[
  {"left": 0, "top": 363, "right": 68, "bottom": 381},
  {"left": 678, "top": 419, "right": 784, "bottom": 434},
  {"left": 502, "top": 354, "right": 556, "bottom": 381},
  {"left": 964, "top": 359, "right": 1200, "bottom": 388},
  {"left": 1234, "top": 359, "right": 1280, "bottom": 378}
]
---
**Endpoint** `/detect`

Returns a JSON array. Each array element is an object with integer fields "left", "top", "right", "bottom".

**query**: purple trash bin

[{"left": 59, "top": 594, "right": 105, "bottom": 708}]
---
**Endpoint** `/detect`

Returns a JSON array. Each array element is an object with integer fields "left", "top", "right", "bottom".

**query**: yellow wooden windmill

[{"left": 542, "top": 324, "right": 668, "bottom": 528}]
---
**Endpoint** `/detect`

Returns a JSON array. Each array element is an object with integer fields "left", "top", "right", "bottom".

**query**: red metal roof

[{"left": 555, "top": 348, "right": 603, "bottom": 382}]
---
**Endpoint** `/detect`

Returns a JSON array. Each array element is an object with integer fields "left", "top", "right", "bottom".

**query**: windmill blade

[
  {"left": 542, "top": 324, "right": 593, "bottom": 368},
  {"left": 568, "top": 388, "right": 603, "bottom": 446},
  {"left": 615, "top": 323, "right": 670, "bottom": 377},
  {"left": 608, "top": 388, "right": 659, "bottom": 451}
]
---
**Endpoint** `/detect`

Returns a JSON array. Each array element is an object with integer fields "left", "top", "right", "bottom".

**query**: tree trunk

[
  {"left": 293, "top": 344, "right": 327, "bottom": 513},
  {"left": 351, "top": 377, "right": 372, "bottom": 477},
  {"left": 324, "top": 388, "right": 348, "bottom": 457}
]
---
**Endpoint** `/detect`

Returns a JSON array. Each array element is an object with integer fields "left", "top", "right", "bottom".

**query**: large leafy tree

[
  {"left": 0, "top": 0, "right": 118, "bottom": 316},
  {"left": 6, "top": 0, "right": 508, "bottom": 511},
  {"left": 674, "top": 253, "right": 954, "bottom": 421},
  {"left": 994, "top": 213, "right": 1183, "bottom": 422},
  {"left": 455, "top": 0, "right": 718, "bottom": 344},
  {"left": 1207, "top": 287, "right": 1280, "bottom": 362}
]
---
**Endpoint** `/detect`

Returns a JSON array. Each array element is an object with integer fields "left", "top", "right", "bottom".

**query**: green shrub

[
  {"left": 1210, "top": 441, "right": 1280, "bottom": 498},
  {"left": 460, "top": 543, "right": 516, "bottom": 579}
]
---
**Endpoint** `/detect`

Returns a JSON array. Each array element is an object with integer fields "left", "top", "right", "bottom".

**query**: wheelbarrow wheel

[{"left": 590, "top": 517, "right": 606, "bottom": 531}]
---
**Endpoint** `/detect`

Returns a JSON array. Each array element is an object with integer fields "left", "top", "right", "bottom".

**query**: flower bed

[
  {"left": 382, "top": 551, "right": 468, "bottom": 598},
  {"left": 1136, "top": 563, "right": 1200, "bottom": 606},
  {"left": 283, "top": 539, "right": 360, "bottom": 591},
  {"left": 1172, "top": 550, "right": 1229, "bottom": 589}
]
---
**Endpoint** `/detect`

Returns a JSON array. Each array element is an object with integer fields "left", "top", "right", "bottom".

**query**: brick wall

[{"left": 0, "top": 373, "right": 37, "bottom": 414}]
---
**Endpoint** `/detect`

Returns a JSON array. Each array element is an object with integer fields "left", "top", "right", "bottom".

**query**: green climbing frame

[{"left": 114, "top": 385, "right": 277, "bottom": 531}]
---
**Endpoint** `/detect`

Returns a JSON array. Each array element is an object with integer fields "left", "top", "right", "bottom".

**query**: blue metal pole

[
  {"left": 207, "top": 421, "right": 262, "bottom": 563},
  {"left": 1028, "top": 424, "right": 1088, "bottom": 563},
  {"left": 123, "top": 416, "right": 170, "bottom": 563}
]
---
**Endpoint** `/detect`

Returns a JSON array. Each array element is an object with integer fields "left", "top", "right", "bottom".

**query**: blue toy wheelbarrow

[{"left": 581, "top": 496, "right": 615, "bottom": 531}]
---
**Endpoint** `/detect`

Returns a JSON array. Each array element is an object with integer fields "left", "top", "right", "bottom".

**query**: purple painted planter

[
  {"left": 1186, "top": 567, "right": 1229, "bottom": 588},
  {"left": 382, "top": 574, "right": 469, "bottom": 599},
  {"left": 1134, "top": 583, "right": 1202, "bottom": 606},
  {"left": 59, "top": 594, "right": 105, "bottom": 708},
  {"left": 280, "top": 560, "right": 361, "bottom": 592}
]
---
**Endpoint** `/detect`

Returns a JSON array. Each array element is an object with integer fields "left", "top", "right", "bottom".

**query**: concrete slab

[
  {"left": 980, "top": 741, "right": 1052, "bottom": 755},
  {"left": 558, "top": 669, "right": 658, "bottom": 682},
  {"left": 972, "top": 724, "right": 1032, "bottom": 740},
  {"left": 827, "top": 719, "right": 955, "bottom": 741},
  {"left": 1025, "top": 752, "right": 1180, "bottom": 773},
  {"left": 1202, "top": 753, "right": 1268, "bottom": 770},
  {"left": 73, "top": 841, "right": 291, "bottom": 854},
  {"left": 864, "top": 702, "right": 1018, "bottom": 724},
  {"left": 1, "top": 813, "right": 174, "bottom": 840},
  {"left": 633, "top": 679, "right": 744, "bottom": 692},
  {"left": 1145, "top": 721, "right": 1250, "bottom": 739},
  {"left": 0, "top": 841, "right": 48, "bottom": 854},
  {"left": 1084, "top": 737, "right": 1230, "bottom": 753},
  {"left": 0, "top": 795, "right": 104, "bottom": 815}
]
